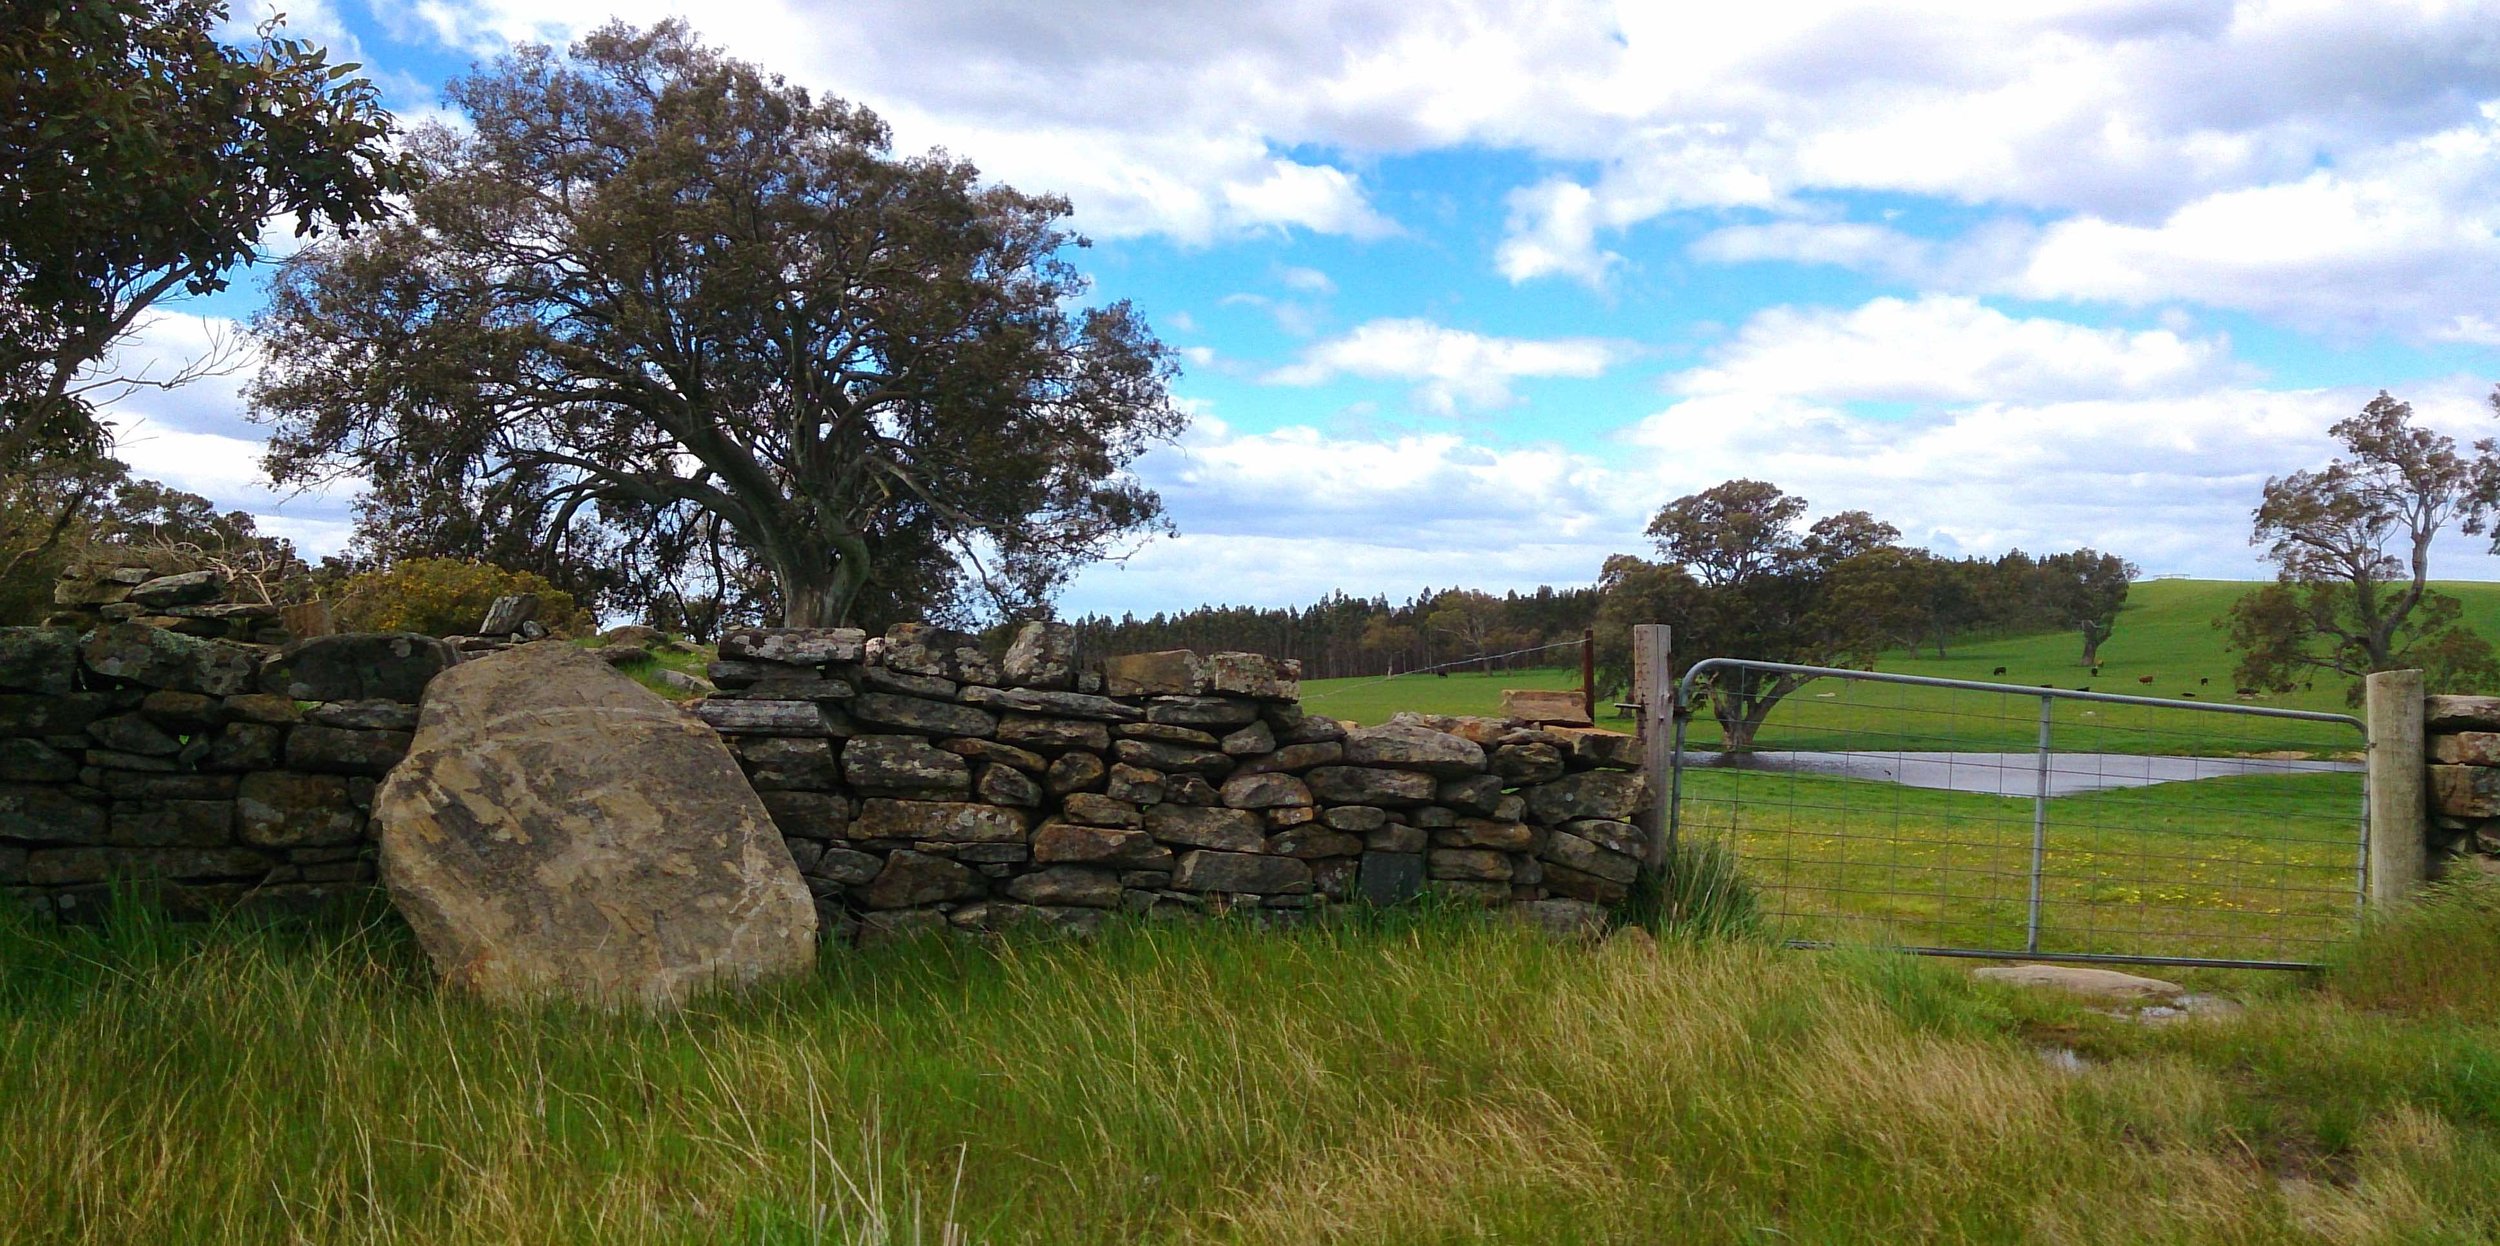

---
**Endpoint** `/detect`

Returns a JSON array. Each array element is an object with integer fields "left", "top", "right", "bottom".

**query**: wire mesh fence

[{"left": 1667, "top": 659, "right": 2369, "bottom": 970}]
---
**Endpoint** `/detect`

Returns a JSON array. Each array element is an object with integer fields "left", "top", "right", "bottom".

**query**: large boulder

[{"left": 372, "top": 643, "right": 815, "bottom": 1009}]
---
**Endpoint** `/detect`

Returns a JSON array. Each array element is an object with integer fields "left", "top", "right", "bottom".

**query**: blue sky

[{"left": 102, "top": 1, "right": 2500, "bottom": 617}]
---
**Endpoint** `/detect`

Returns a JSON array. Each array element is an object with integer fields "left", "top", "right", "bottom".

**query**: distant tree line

[{"left": 1069, "top": 586, "right": 1603, "bottom": 681}]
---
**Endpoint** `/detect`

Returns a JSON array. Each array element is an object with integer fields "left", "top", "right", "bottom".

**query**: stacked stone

[
  {"left": 46, "top": 547, "right": 288, "bottom": 646},
  {"left": 441, "top": 593, "right": 551, "bottom": 655},
  {"left": 2426, "top": 695, "right": 2500, "bottom": 876},
  {"left": 694, "top": 622, "right": 1648, "bottom": 943},
  {"left": 0, "top": 624, "right": 454, "bottom": 921}
]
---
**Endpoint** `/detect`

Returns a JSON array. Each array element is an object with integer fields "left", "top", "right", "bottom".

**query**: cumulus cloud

[
  {"left": 1672, "top": 296, "right": 2246, "bottom": 404},
  {"left": 1266, "top": 318, "right": 1631, "bottom": 412}
]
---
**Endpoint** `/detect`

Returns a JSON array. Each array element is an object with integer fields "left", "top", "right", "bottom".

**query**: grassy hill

[{"left": 1302, "top": 579, "right": 2500, "bottom": 731}]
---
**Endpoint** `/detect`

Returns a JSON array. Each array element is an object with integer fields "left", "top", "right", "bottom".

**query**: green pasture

[
  {"left": 1301, "top": 579, "right": 2500, "bottom": 757},
  {"left": 1679, "top": 767, "right": 2365, "bottom": 965}
]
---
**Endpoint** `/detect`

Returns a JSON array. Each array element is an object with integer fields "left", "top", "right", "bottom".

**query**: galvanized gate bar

[{"left": 1668, "top": 657, "right": 2369, "bottom": 971}]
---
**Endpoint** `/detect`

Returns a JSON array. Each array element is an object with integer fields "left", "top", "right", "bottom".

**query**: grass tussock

[{"left": 3, "top": 895, "right": 2500, "bottom": 1244}]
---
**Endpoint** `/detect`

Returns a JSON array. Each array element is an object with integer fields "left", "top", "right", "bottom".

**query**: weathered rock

[
  {"left": 1276, "top": 713, "right": 1348, "bottom": 745},
  {"left": 841, "top": 735, "right": 972, "bottom": 798},
  {"left": 87, "top": 713, "right": 181, "bottom": 756},
  {"left": 1063, "top": 793, "right": 1144, "bottom": 827},
  {"left": 0, "top": 692, "right": 113, "bottom": 737},
  {"left": 135, "top": 689, "right": 221, "bottom": 733},
  {"left": 1437, "top": 819, "right": 1540, "bottom": 852},
  {"left": 1323, "top": 805, "right": 1389, "bottom": 832},
  {"left": 997, "top": 714, "right": 1110, "bottom": 753},
  {"left": 2426, "top": 696, "right": 2500, "bottom": 732},
  {"left": 1206, "top": 652, "right": 1287, "bottom": 699},
  {"left": 957, "top": 685, "right": 1142, "bottom": 722},
  {"left": 106, "top": 798, "right": 233, "bottom": 846},
  {"left": 859, "top": 666, "right": 958, "bottom": 698},
  {"left": 1436, "top": 773, "right": 1508, "bottom": 817},
  {"left": 1219, "top": 720, "right": 1276, "bottom": 756},
  {"left": 2431, "top": 765, "right": 2500, "bottom": 818},
  {"left": 1342, "top": 724, "right": 1486, "bottom": 779},
  {"left": 1547, "top": 725, "right": 1641, "bottom": 769},
  {"left": 1006, "top": 865, "right": 1123, "bottom": 908},
  {"left": 1045, "top": 751, "right": 1107, "bottom": 795},
  {"left": 237, "top": 771, "right": 364, "bottom": 847},
  {"left": 1564, "top": 818, "right": 1645, "bottom": 859},
  {"left": 1113, "top": 738, "right": 1233, "bottom": 777},
  {"left": 858, "top": 908, "right": 951, "bottom": 944},
  {"left": 1033, "top": 821, "right": 1172, "bottom": 867},
  {"left": 223, "top": 693, "right": 303, "bottom": 724},
  {"left": 1269, "top": 826, "right": 1362, "bottom": 859},
  {"left": 1522, "top": 770, "right": 1647, "bottom": 825},
  {"left": 1144, "top": 804, "right": 1267, "bottom": 852},
  {"left": 307, "top": 699, "right": 421, "bottom": 731},
  {"left": 850, "top": 692, "right": 995, "bottom": 738},
  {"left": 128, "top": 569, "right": 226, "bottom": 608},
  {"left": 1220, "top": 771, "right": 1313, "bottom": 810},
  {"left": 975, "top": 762, "right": 1043, "bottom": 807},
  {"left": 476, "top": 594, "right": 541, "bottom": 636},
  {"left": 1233, "top": 740, "right": 1344, "bottom": 776},
  {"left": 2430, "top": 733, "right": 2500, "bottom": 767},
  {"left": 653, "top": 668, "right": 717, "bottom": 697},
  {"left": 1540, "top": 829, "right": 1639, "bottom": 884},
  {"left": 188, "top": 721, "right": 273, "bottom": 773},
  {"left": 0, "top": 628, "right": 77, "bottom": 695},
  {"left": 1411, "top": 805, "right": 1457, "bottom": 828},
  {"left": 735, "top": 737, "right": 844, "bottom": 790},
  {"left": 286, "top": 724, "right": 411, "bottom": 777},
  {"left": 371, "top": 643, "right": 816, "bottom": 1008},
  {"left": 1165, "top": 773, "right": 1223, "bottom": 806},
  {"left": 852, "top": 798, "right": 1027, "bottom": 843},
  {"left": 0, "top": 739, "right": 77, "bottom": 783},
  {"left": 1357, "top": 851, "right": 1424, "bottom": 905},
  {"left": 1103, "top": 650, "right": 1207, "bottom": 697},
  {"left": 260, "top": 632, "right": 457, "bottom": 703},
  {"left": 1541, "top": 864, "right": 1629, "bottom": 905},
  {"left": 861, "top": 849, "right": 982, "bottom": 908},
  {"left": 941, "top": 737, "right": 1049, "bottom": 774},
  {"left": 1119, "top": 721, "right": 1223, "bottom": 747},
  {"left": 1385, "top": 711, "right": 1516, "bottom": 747},
  {"left": 82, "top": 624, "right": 259, "bottom": 696},
  {"left": 1489, "top": 742, "right": 1567, "bottom": 785},
  {"left": 1001, "top": 621, "right": 1078, "bottom": 690},
  {"left": 718, "top": 627, "right": 867, "bottom": 666},
  {"left": 882, "top": 623, "right": 981, "bottom": 678},
  {"left": 1305, "top": 765, "right": 1436, "bottom": 808},
  {"left": 1172, "top": 850, "right": 1311, "bottom": 894},
  {"left": 732, "top": 674, "right": 856, "bottom": 701},
  {"left": 1265, "top": 805, "right": 1318, "bottom": 829},
  {"left": 1499, "top": 688, "right": 1591, "bottom": 726},
  {"left": 1105, "top": 762, "right": 1166, "bottom": 803},
  {"left": 1143, "top": 695, "right": 1262, "bottom": 728},
  {"left": 759, "top": 791, "right": 854, "bottom": 840},
  {"left": 692, "top": 699, "right": 843, "bottom": 736},
  {"left": 1427, "top": 848, "right": 1512, "bottom": 882},
  {"left": 1972, "top": 964, "right": 2184, "bottom": 1001}
]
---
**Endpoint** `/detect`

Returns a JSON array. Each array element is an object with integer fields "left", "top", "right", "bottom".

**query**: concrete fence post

[{"left": 2365, "top": 668, "right": 2428, "bottom": 906}]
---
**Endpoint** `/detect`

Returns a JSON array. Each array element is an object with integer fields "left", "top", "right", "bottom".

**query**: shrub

[{"left": 329, "top": 558, "right": 589, "bottom": 638}]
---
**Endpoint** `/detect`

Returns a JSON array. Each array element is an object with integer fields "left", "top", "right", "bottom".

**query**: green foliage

[
  {"left": 1626, "top": 837, "right": 1763, "bottom": 941},
  {"left": 0, "top": 0, "right": 412, "bottom": 457},
  {"left": 1077, "top": 584, "right": 1601, "bottom": 682},
  {"left": 2326, "top": 874, "right": 2500, "bottom": 1024},
  {"left": 331, "top": 558, "right": 587, "bottom": 638}
]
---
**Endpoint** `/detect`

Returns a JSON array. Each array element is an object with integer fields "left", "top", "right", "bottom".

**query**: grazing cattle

[
  {"left": 2090, "top": 666, "right": 2101, "bottom": 676},
  {"left": 2236, "top": 687, "right": 2260, "bottom": 697},
  {"left": 1991, "top": 666, "right": 2007, "bottom": 676},
  {"left": 2198, "top": 676, "right": 2209, "bottom": 685},
  {"left": 2137, "top": 674, "right": 2155, "bottom": 684}
]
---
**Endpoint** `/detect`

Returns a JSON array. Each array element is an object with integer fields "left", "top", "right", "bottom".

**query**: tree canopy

[
  {"left": 250, "top": 21, "right": 1184, "bottom": 629},
  {"left": 1, "top": 0, "right": 409, "bottom": 459},
  {"left": 2223, "top": 391, "right": 2499, "bottom": 698}
]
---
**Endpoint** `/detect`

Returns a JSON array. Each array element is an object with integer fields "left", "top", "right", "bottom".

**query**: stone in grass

[
  {"left": 1971, "top": 964, "right": 2184, "bottom": 1002},
  {"left": 372, "top": 642, "right": 816, "bottom": 1010}
]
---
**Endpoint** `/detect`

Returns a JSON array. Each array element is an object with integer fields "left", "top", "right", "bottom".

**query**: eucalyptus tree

[{"left": 253, "top": 21, "right": 1183, "bottom": 627}]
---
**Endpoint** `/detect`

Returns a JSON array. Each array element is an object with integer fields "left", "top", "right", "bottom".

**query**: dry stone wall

[
  {"left": 0, "top": 625, "right": 454, "bottom": 922},
  {"left": 0, "top": 619, "right": 1652, "bottom": 938},
  {"left": 2427, "top": 694, "right": 2500, "bottom": 877},
  {"left": 692, "top": 622, "right": 1649, "bottom": 943}
]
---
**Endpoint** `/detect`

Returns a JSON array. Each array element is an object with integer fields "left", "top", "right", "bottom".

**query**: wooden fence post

[
  {"left": 1634, "top": 624, "right": 1674, "bottom": 876},
  {"left": 2366, "top": 668, "right": 2427, "bottom": 906}
]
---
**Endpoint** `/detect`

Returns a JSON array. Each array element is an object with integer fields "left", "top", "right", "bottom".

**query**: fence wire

[{"left": 1669, "top": 660, "right": 2368, "bottom": 971}]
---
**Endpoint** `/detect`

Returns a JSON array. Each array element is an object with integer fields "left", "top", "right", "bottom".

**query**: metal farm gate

[{"left": 1663, "top": 658, "right": 2370, "bottom": 971}]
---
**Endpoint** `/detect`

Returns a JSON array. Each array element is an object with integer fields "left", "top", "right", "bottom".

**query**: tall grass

[{"left": 4, "top": 893, "right": 2500, "bottom": 1243}]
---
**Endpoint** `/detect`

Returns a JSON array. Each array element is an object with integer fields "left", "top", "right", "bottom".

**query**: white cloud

[
  {"left": 1673, "top": 295, "right": 2244, "bottom": 404},
  {"left": 1267, "top": 318, "right": 1630, "bottom": 412},
  {"left": 1276, "top": 265, "right": 1336, "bottom": 295}
]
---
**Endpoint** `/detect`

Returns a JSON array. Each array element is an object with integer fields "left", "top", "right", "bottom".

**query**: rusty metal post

[{"left": 1581, "top": 628, "right": 1596, "bottom": 722}]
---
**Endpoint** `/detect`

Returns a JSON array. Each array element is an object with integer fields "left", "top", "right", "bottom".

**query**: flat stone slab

[{"left": 1973, "top": 963, "right": 2183, "bottom": 1001}]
